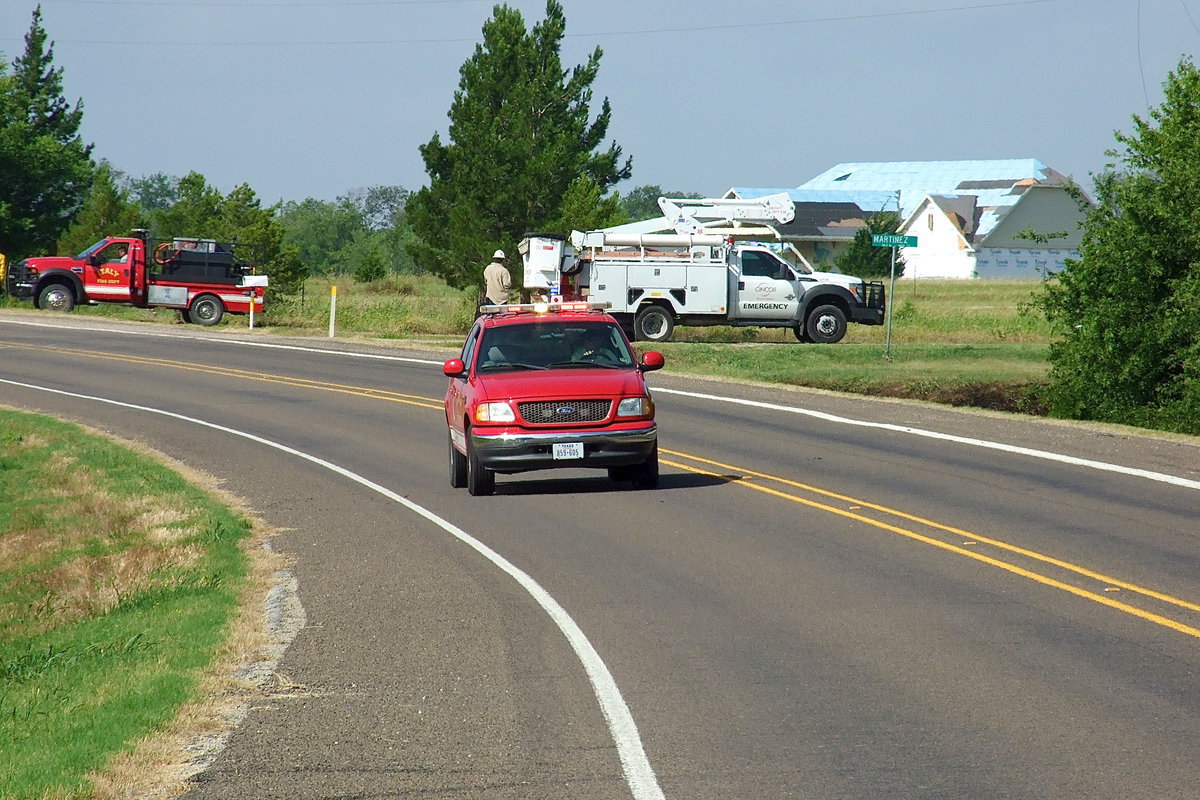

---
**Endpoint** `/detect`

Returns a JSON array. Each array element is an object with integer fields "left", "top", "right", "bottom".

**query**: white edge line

[
  {"left": 0, "top": 316, "right": 445, "bottom": 365},
  {"left": 653, "top": 387, "right": 1200, "bottom": 491},
  {"left": 0, "top": 377, "right": 665, "bottom": 800}
]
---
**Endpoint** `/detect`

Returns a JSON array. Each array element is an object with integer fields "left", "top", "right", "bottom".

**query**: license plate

[{"left": 553, "top": 442, "right": 583, "bottom": 460}]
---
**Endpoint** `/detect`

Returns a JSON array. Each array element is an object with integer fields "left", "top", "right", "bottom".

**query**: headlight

[
  {"left": 616, "top": 396, "right": 653, "bottom": 417},
  {"left": 474, "top": 402, "right": 516, "bottom": 423}
]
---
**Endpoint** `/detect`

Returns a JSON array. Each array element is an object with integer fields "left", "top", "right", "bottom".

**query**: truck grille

[{"left": 518, "top": 399, "right": 611, "bottom": 424}]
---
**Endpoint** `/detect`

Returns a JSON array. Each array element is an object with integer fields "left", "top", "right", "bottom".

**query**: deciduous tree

[
  {"left": 834, "top": 211, "right": 903, "bottom": 278},
  {"left": 1036, "top": 57, "right": 1200, "bottom": 434},
  {"left": 57, "top": 161, "right": 143, "bottom": 256}
]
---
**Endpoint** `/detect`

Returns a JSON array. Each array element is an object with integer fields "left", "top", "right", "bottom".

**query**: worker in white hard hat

[{"left": 483, "top": 248, "right": 512, "bottom": 305}]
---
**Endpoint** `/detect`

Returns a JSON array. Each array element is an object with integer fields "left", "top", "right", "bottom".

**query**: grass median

[{"left": 0, "top": 408, "right": 275, "bottom": 800}]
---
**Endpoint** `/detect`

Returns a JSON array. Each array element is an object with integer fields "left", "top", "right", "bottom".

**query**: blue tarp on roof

[{"left": 730, "top": 186, "right": 900, "bottom": 213}]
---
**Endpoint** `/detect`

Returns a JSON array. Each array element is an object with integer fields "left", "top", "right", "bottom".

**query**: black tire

[
  {"left": 633, "top": 305, "right": 674, "bottom": 342},
  {"left": 37, "top": 283, "right": 75, "bottom": 313},
  {"left": 449, "top": 431, "right": 468, "bottom": 488},
  {"left": 466, "top": 433, "right": 495, "bottom": 496},
  {"left": 190, "top": 295, "right": 225, "bottom": 326},
  {"left": 804, "top": 304, "right": 847, "bottom": 344},
  {"left": 608, "top": 464, "right": 634, "bottom": 483},
  {"left": 630, "top": 442, "right": 659, "bottom": 490},
  {"left": 792, "top": 325, "right": 811, "bottom": 343}
]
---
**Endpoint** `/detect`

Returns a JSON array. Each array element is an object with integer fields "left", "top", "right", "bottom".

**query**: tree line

[{"left": 0, "top": 3, "right": 696, "bottom": 300}]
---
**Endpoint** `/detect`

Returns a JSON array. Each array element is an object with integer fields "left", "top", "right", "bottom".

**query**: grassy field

[
  {"left": 0, "top": 410, "right": 275, "bottom": 800},
  {"left": 2, "top": 274, "right": 1055, "bottom": 413}
]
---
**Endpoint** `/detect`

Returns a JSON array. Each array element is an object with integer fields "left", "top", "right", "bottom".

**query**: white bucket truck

[{"left": 518, "top": 195, "right": 886, "bottom": 343}]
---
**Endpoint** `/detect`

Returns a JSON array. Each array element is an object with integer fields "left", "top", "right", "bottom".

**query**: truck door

[
  {"left": 129, "top": 241, "right": 147, "bottom": 304},
  {"left": 733, "top": 250, "right": 799, "bottom": 321},
  {"left": 85, "top": 240, "right": 133, "bottom": 304}
]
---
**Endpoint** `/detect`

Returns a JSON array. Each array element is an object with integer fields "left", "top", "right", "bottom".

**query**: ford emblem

[{"left": 556, "top": 405, "right": 576, "bottom": 416}]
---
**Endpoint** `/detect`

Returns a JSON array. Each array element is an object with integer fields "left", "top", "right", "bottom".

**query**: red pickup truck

[{"left": 443, "top": 301, "right": 665, "bottom": 496}]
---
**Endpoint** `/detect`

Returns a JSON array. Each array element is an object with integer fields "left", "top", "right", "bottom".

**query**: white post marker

[{"left": 329, "top": 285, "right": 338, "bottom": 338}]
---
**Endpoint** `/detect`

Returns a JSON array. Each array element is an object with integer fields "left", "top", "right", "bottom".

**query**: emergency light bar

[{"left": 480, "top": 300, "right": 611, "bottom": 315}]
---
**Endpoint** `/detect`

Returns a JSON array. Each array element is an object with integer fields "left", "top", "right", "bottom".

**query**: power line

[{"left": 2, "top": 0, "right": 1068, "bottom": 45}]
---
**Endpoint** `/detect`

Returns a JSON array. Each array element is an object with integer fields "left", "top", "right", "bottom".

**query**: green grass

[{"left": 0, "top": 410, "right": 252, "bottom": 800}]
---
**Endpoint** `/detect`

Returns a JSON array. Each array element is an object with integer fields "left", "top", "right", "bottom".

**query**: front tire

[
  {"left": 190, "top": 295, "right": 225, "bottom": 326},
  {"left": 630, "top": 442, "right": 659, "bottom": 490},
  {"left": 449, "top": 431, "right": 467, "bottom": 488},
  {"left": 634, "top": 305, "right": 675, "bottom": 342},
  {"left": 804, "top": 304, "right": 847, "bottom": 344},
  {"left": 38, "top": 284, "right": 76, "bottom": 313},
  {"left": 466, "top": 432, "right": 495, "bottom": 496}
]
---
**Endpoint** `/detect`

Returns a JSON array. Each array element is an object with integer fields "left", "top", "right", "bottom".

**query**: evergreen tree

[
  {"left": 1036, "top": 57, "right": 1200, "bottom": 434},
  {"left": 0, "top": 6, "right": 93, "bottom": 257},
  {"left": 9, "top": 5, "right": 85, "bottom": 143},
  {"left": 407, "top": 0, "right": 631, "bottom": 289}
]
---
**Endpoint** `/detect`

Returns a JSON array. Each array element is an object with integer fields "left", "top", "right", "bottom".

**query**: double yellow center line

[
  {"left": 11, "top": 340, "right": 1198, "bottom": 640},
  {"left": 662, "top": 448, "right": 1200, "bottom": 640}
]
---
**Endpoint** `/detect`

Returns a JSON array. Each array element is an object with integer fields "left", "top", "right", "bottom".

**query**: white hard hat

[{"left": 493, "top": 249, "right": 506, "bottom": 260}]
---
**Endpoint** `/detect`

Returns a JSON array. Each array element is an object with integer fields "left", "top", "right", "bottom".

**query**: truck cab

[{"left": 729, "top": 246, "right": 884, "bottom": 341}]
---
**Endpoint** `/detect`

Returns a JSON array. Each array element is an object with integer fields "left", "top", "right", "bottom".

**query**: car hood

[
  {"left": 473, "top": 368, "right": 648, "bottom": 401},
  {"left": 805, "top": 270, "right": 863, "bottom": 288},
  {"left": 25, "top": 256, "right": 83, "bottom": 269}
]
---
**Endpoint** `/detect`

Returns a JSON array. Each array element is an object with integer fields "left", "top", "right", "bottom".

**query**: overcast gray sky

[{"left": 2, "top": 0, "right": 1198, "bottom": 205}]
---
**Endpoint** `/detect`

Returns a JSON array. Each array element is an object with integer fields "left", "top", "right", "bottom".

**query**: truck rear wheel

[
  {"left": 190, "top": 295, "right": 225, "bottom": 326},
  {"left": 804, "top": 304, "right": 847, "bottom": 344},
  {"left": 38, "top": 284, "right": 75, "bottom": 313},
  {"left": 634, "top": 305, "right": 674, "bottom": 342}
]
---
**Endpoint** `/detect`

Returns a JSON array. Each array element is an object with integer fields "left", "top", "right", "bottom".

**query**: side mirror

[
  {"left": 443, "top": 358, "right": 467, "bottom": 378},
  {"left": 639, "top": 351, "right": 665, "bottom": 372},
  {"left": 86, "top": 254, "right": 99, "bottom": 266}
]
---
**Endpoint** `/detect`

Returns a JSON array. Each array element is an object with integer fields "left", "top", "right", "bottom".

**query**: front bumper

[
  {"left": 5, "top": 262, "right": 35, "bottom": 299},
  {"left": 851, "top": 281, "right": 886, "bottom": 325},
  {"left": 470, "top": 424, "right": 657, "bottom": 474}
]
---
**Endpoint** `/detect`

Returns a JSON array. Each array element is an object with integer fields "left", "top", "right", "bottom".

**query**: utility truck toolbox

[{"left": 443, "top": 300, "right": 665, "bottom": 496}]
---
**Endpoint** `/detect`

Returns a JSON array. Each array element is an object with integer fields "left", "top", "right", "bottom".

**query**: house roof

[{"left": 797, "top": 158, "right": 1070, "bottom": 219}]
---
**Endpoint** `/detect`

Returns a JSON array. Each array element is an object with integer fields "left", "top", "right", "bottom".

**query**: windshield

[
  {"left": 477, "top": 320, "right": 635, "bottom": 372},
  {"left": 76, "top": 239, "right": 111, "bottom": 259}
]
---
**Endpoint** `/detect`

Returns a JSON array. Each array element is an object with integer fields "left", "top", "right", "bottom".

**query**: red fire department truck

[{"left": 3, "top": 230, "right": 267, "bottom": 325}]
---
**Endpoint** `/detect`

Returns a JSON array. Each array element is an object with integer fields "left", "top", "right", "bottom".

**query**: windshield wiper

[
  {"left": 545, "top": 360, "right": 624, "bottom": 369},
  {"left": 484, "top": 362, "right": 547, "bottom": 371}
]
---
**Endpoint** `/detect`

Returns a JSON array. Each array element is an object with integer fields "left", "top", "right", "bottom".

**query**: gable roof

[{"left": 914, "top": 194, "right": 980, "bottom": 237}]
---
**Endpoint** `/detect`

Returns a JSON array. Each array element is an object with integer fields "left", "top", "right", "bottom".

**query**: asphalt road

[{"left": 2, "top": 311, "right": 1197, "bottom": 800}]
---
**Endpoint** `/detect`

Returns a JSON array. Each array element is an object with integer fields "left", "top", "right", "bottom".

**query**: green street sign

[{"left": 872, "top": 233, "right": 917, "bottom": 248}]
